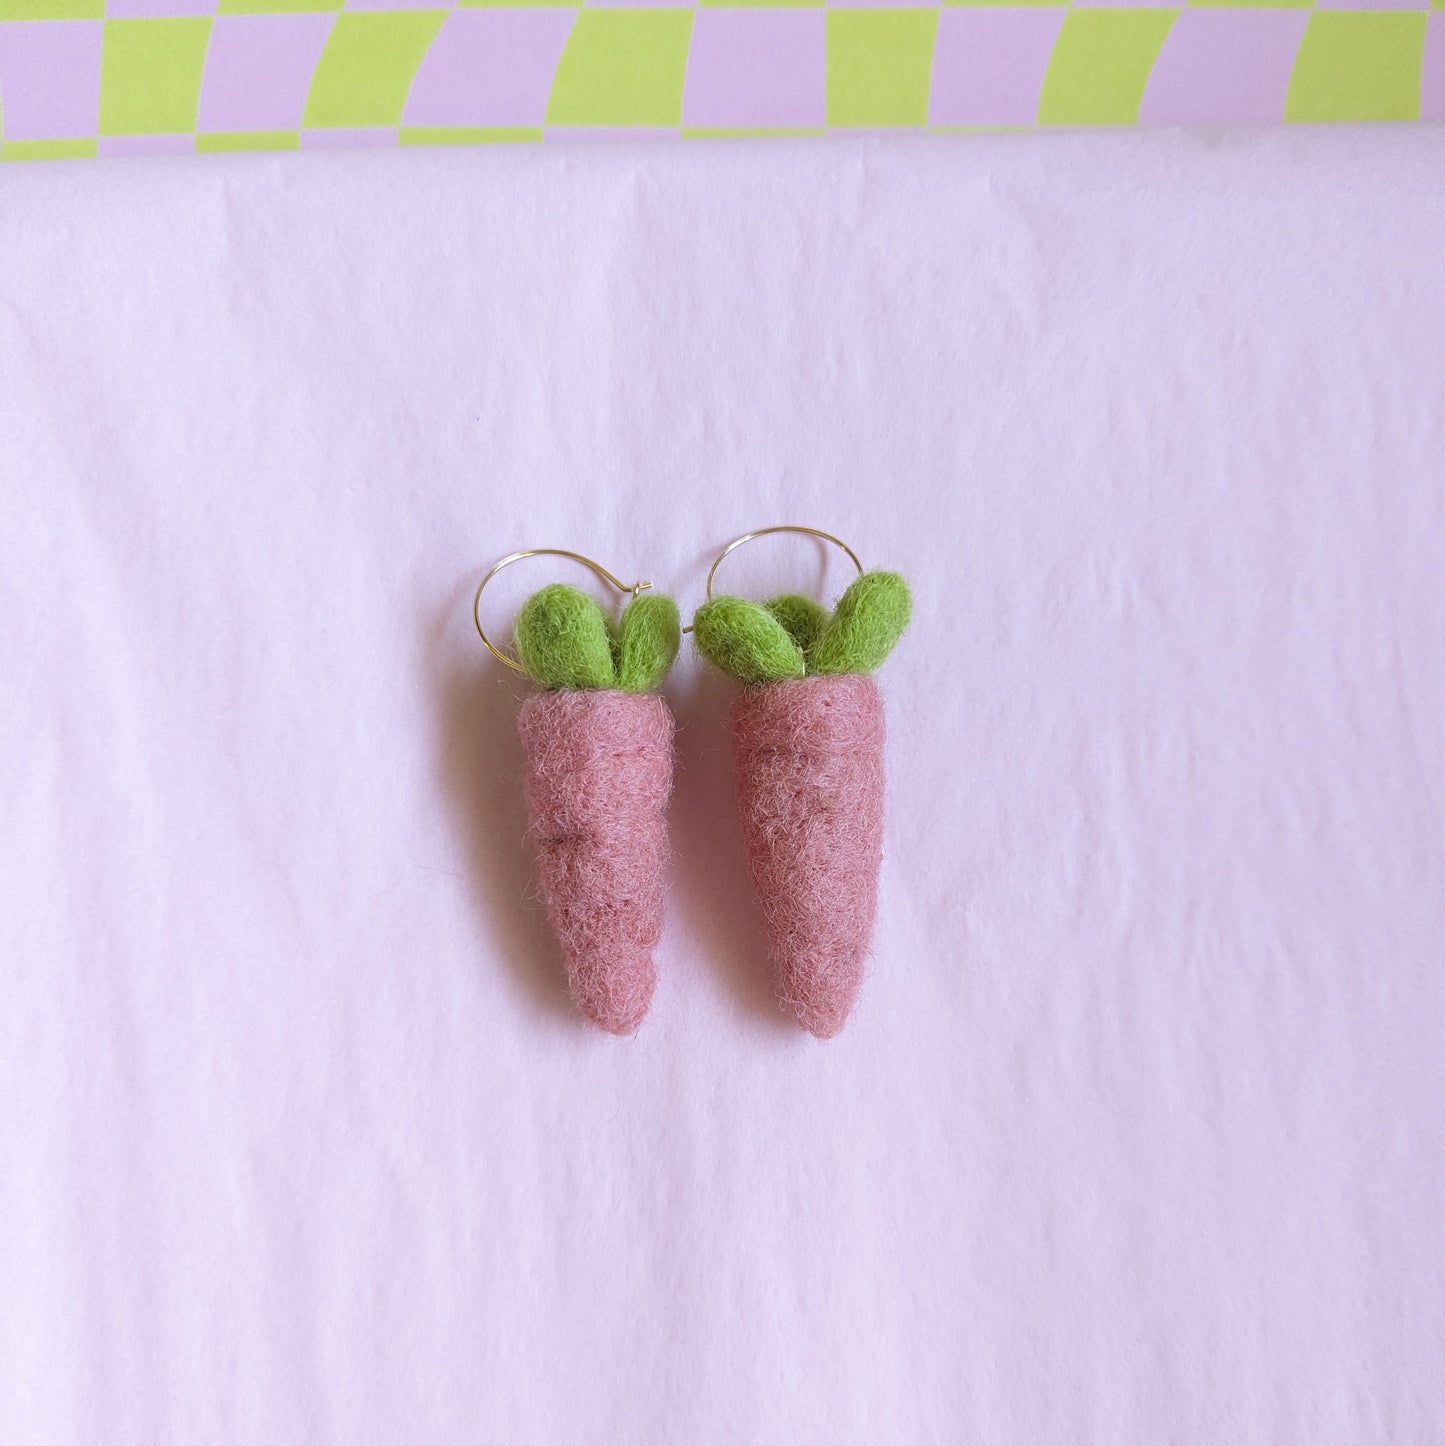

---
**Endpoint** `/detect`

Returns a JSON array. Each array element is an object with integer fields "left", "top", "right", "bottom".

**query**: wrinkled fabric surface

[{"left": 2, "top": 133, "right": 1443, "bottom": 1444}]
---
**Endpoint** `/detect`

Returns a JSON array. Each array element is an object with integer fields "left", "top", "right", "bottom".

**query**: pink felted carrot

[
  {"left": 693, "top": 570, "right": 911, "bottom": 1039},
  {"left": 512, "top": 584, "right": 680, "bottom": 1035}
]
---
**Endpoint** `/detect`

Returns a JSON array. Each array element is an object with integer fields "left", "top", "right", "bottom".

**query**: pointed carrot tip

[
  {"left": 788, "top": 991, "right": 856, "bottom": 1040},
  {"left": 572, "top": 945, "right": 657, "bottom": 1036},
  {"left": 588, "top": 1006, "right": 649, "bottom": 1037},
  {"left": 585, "top": 993, "right": 651, "bottom": 1036}
]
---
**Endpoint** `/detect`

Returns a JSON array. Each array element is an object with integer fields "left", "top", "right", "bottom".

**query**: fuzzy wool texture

[
  {"left": 732, "top": 673, "right": 886, "bottom": 1039},
  {"left": 694, "top": 570, "right": 911, "bottom": 683},
  {"left": 614, "top": 593, "right": 681, "bottom": 694},
  {"left": 516, "top": 585, "right": 681, "bottom": 694},
  {"left": 810, "top": 571, "right": 912, "bottom": 677},
  {"left": 765, "top": 593, "right": 830, "bottom": 655},
  {"left": 515, "top": 584, "right": 616, "bottom": 691},
  {"left": 517, "top": 688, "right": 674, "bottom": 1035},
  {"left": 693, "top": 595, "right": 806, "bottom": 685}
]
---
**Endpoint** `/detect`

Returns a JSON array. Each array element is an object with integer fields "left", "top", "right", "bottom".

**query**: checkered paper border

[{"left": 2, "top": 1, "right": 1442, "bottom": 159}]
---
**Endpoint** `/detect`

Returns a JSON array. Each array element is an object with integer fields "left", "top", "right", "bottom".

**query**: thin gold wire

[
  {"left": 704, "top": 525, "right": 863, "bottom": 602},
  {"left": 678, "top": 525, "right": 863, "bottom": 633},
  {"left": 473, "top": 548, "right": 652, "bottom": 675}
]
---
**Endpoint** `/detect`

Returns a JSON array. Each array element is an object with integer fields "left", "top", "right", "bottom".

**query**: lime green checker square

[
  {"left": 682, "top": 127, "right": 828, "bottom": 137},
  {"left": 1191, "top": 0, "right": 1310, "bottom": 9},
  {"left": 3, "top": 138, "right": 99, "bottom": 160},
  {"left": 1038, "top": 10, "right": 1176, "bottom": 126},
  {"left": 1286, "top": 13, "right": 1426, "bottom": 121},
  {"left": 546, "top": 11, "right": 694, "bottom": 127},
  {"left": 303, "top": 11, "right": 447, "bottom": 129},
  {"left": 826, "top": 10, "right": 938, "bottom": 127},
  {"left": 99, "top": 18, "right": 212, "bottom": 136},
  {"left": 400, "top": 126, "right": 544, "bottom": 145},
  {"left": 0, "top": 0, "right": 101, "bottom": 17},
  {"left": 196, "top": 131, "right": 301, "bottom": 152}
]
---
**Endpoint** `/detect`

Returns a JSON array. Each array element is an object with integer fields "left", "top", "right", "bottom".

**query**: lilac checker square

[
  {"left": 405, "top": 10, "right": 574, "bottom": 128},
  {"left": 1425, "top": 15, "right": 1445, "bottom": 122},
  {"left": 1139, "top": 10, "right": 1307, "bottom": 126},
  {"left": 929, "top": 9, "right": 1064, "bottom": 128},
  {"left": 106, "top": 0, "right": 217, "bottom": 18},
  {"left": 198, "top": 14, "right": 333, "bottom": 134},
  {"left": 98, "top": 135, "right": 196, "bottom": 156},
  {"left": 301, "top": 128, "right": 398, "bottom": 149},
  {"left": 545, "top": 127, "right": 679, "bottom": 140},
  {"left": 0, "top": 21, "right": 100, "bottom": 141},
  {"left": 1316, "top": 0, "right": 1428, "bottom": 10},
  {"left": 684, "top": 10, "right": 825, "bottom": 130}
]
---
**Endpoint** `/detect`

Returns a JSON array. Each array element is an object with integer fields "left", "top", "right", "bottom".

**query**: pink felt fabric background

[{"left": 2, "top": 132, "right": 1443, "bottom": 1443}]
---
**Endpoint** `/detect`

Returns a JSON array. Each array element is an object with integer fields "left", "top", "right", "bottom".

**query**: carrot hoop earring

[
  {"left": 689, "top": 527, "right": 912, "bottom": 1039},
  {"left": 475, "top": 549, "right": 681, "bottom": 1035}
]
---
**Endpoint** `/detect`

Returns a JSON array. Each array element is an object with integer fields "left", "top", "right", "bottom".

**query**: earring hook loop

[
  {"left": 473, "top": 548, "right": 651, "bottom": 676},
  {"left": 704, "top": 525, "right": 863, "bottom": 604}
]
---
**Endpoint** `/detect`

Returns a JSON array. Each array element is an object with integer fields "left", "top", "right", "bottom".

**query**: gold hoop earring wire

[
  {"left": 682, "top": 525, "right": 863, "bottom": 632},
  {"left": 473, "top": 549, "right": 652, "bottom": 676}
]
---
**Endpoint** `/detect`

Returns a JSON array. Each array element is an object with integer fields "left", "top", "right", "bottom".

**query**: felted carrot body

[
  {"left": 512, "top": 584, "right": 680, "bottom": 1035},
  {"left": 693, "top": 570, "right": 911, "bottom": 1039}
]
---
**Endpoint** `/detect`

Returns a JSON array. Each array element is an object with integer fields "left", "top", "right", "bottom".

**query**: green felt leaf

[
  {"left": 810, "top": 570, "right": 912, "bottom": 675},
  {"left": 514, "top": 584, "right": 617, "bottom": 690},
  {"left": 692, "top": 596, "right": 806, "bottom": 685},
  {"left": 616, "top": 593, "right": 681, "bottom": 693},
  {"left": 765, "top": 593, "right": 831, "bottom": 657}
]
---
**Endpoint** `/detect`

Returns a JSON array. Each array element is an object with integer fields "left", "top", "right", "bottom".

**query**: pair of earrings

[{"left": 473, "top": 526, "right": 912, "bottom": 1041}]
